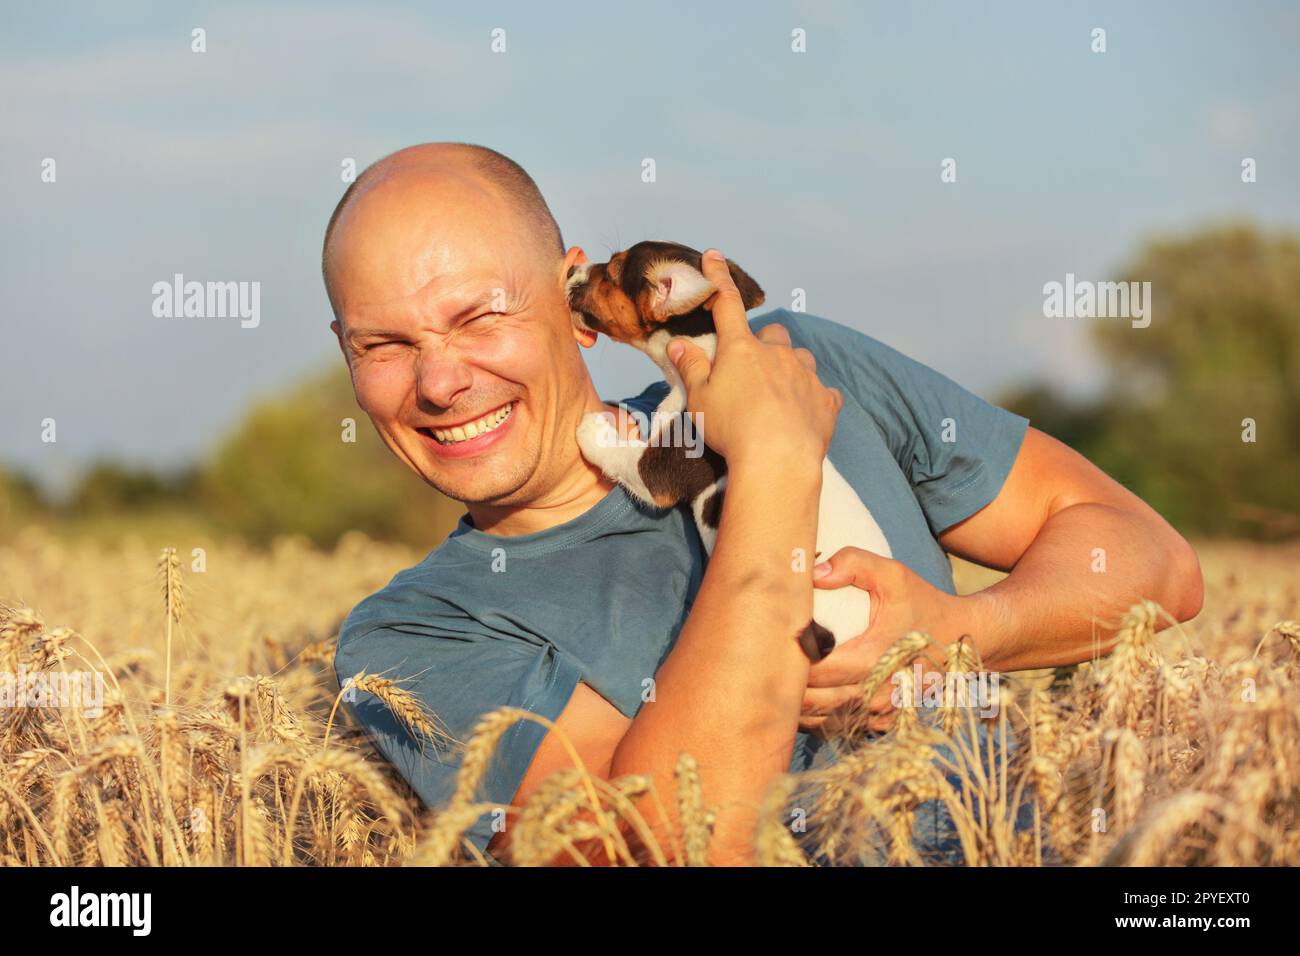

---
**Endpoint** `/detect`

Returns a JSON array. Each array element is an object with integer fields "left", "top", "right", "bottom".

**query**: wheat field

[{"left": 1, "top": 524, "right": 1296, "bottom": 866}]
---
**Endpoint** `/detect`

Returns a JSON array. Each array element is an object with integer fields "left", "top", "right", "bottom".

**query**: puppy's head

[{"left": 565, "top": 241, "right": 764, "bottom": 345}]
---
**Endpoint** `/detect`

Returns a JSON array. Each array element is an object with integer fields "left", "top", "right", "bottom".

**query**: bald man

[{"left": 324, "top": 142, "right": 1203, "bottom": 865}]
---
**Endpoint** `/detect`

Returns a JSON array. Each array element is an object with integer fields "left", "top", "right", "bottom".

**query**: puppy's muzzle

[{"left": 565, "top": 262, "right": 595, "bottom": 329}]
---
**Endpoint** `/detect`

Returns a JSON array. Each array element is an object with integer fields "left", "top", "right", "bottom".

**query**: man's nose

[{"left": 414, "top": 348, "right": 474, "bottom": 409}]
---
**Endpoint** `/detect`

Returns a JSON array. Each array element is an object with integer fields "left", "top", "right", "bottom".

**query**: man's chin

[
  {"left": 449, "top": 479, "right": 534, "bottom": 508},
  {"left": 416, "top": 458, "right": 536, "bottom": 507}
]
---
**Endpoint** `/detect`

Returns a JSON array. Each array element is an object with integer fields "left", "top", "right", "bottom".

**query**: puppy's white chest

[
  {"left": 811, "top": 458, "right": 890, "bottom": 647},
  {"left": 818, "top": 457, "right": 890, "bottom": 563},
  {"left": 692, "top": 457, "right": 888, "bottom": 648}
]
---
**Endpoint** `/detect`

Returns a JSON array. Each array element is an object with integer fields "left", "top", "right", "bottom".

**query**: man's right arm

[
  {"left": 492, "top": 250, "right": 841, "bottom": 865},
  {"left": 493, "top": 455, "right": 822, "bottom": 866}
]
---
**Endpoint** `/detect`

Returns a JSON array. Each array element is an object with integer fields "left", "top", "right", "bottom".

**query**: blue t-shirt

[{"left": 334, "top": 309, "right": 1029, "bottom": 858}]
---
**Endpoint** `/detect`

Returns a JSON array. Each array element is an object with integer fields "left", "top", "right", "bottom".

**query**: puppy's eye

[{"left": 606, "top": 256, "right": 623, "bottom": 283}]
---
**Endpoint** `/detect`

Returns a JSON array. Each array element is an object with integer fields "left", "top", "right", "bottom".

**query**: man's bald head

[
  {"left": 319, "top": 142, "right": 602, "bottom": 516},
  {"left": 321, "top": 143, "right": 565, "bottom": 318}
]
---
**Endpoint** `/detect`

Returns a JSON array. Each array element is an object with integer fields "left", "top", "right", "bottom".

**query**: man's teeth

[{"left": 431, "top": 403, "right": 514, "bottom": 445}]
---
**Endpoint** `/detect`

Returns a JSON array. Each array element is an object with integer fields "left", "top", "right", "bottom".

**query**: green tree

[
  {"left": 1002, "top": 224, "right": 1300, "bottom": 538},
  {"left": 66, "top": 463, "right": 197, "bottom": 514},
  {"left": 199, "top": 368, "right": 464, "bottom": 547},
  {"left": 0, "top": 467, "right": 47, "bottom": 536}
]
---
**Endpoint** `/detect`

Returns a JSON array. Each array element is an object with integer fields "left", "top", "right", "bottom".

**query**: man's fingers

[
  {"left": 699, "top": 249, "right": 752, "bottom": 341},
  {"left": 811, "top": 649, "right": 947, "bottom": 698},
  {"left": 805, "top": 634, "right": 875, "bottom": 687},
  {"left": 756, "top": 323, "right": 791, "bottom": 346},
  {"left": 810, "top": 551, "right": 862, "bottom": 589},
  {"left": 666, "top": 336, "right": 712, "bottom": 393},
  {"left": 862, "top": 711, "right": 899, "bottom": 733},
  {"left": 812, "top": 545, "right": 891, "bottom": 590},
  {"left": 800, "top": 684, "right": 863, "bottom": 717},
  {"left": 800, "top": 694, "right": 898, "bottom": 735}
]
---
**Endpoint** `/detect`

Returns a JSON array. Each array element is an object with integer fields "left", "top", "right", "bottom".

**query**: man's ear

[
  {"left": 725, "top": 259, "right": 765, "bottom": 311},
  {"left": 562, "top": 247, "right": 598, "bottom": 348},
  {"left": 330, "top": 318, "right": 361, "bottom": 381},
  {"left": 330, "top": 319, "right": 349, "bottom": 362},
  {"left": 560, "top": 245, "right": 589, "bottom": 285}
]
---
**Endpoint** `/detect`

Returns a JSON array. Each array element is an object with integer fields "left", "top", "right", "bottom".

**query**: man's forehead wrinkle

[
  {"left": 344, "top": 270, "right": 509, "bottom": 329},
  {"left": 337, "top": 216, "right": 490, "bottom": 312},
  {"left": 331, "top": 158, "right": 540, "bottom": 329}
]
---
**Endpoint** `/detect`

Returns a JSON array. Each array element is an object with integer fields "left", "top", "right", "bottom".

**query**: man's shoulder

[
  {"left": 750, "top": 308, "right": 897, "bottom": 364},
  {"left": 748, "top": 308, "right": 929, "bottom": 405},
  {"left": 615, "top": 308, "right": 910, "bottom": 411},
  {"left": 333, "top": 546, "right": 460, "bottom": 657}
]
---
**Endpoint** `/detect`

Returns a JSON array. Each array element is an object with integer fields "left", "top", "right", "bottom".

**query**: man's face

[{"left": 326, "top": 171, "right": 592, "bottom": 506}]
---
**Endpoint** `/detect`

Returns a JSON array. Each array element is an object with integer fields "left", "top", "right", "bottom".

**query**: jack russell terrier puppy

[{"left": 565, "top": 240, "right": 891, "bottom": 661}]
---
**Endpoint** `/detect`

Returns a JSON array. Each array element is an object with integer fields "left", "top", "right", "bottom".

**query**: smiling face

[{"left": 325, "top": 155, "right": 596, "bottom": 509}]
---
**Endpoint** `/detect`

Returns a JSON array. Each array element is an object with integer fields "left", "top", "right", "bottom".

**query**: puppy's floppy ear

[
  {"left": 725, "top": 259, "right": 765, "bottom": 311},
  {"left": 647, "top": 256, "right": 766, "bottom": 317},
  {"left": 646, "top": 259, "right": 716, "bottom": 318}
]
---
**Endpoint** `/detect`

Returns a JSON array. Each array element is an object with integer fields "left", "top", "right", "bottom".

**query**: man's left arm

[
  {"left": 942, "top": 424, "right": 1202, "bottom": 666},
  {"left": 803, "top": 426, "right": 1204, "bottom": 729}
]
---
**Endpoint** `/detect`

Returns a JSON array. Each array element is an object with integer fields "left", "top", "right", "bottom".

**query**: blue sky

[{"left": 3, "top": 0, "right": 1297, "bottom": 491}]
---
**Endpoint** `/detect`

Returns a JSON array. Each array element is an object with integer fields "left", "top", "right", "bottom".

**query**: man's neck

[{"left": 464, "top": 398, "right": 637, "bottom": 538}]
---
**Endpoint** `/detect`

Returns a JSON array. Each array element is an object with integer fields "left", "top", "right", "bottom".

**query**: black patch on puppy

[
  {"left": 798, "top": 620, "right": 836, "bottom": 662},
  {"left": 699, "top": 487, "right": 724, "bottom": 530},
  {"left": 663, "top": 307, "right": 717, "bottom": 339}
]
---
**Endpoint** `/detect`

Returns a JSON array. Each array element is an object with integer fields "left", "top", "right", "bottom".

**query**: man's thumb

[
  {"left": 813, "top": 547, "right": 889, "bottom": 589},
  {"left": 667, "top": 337, "right": 709, "bottom": 391}
]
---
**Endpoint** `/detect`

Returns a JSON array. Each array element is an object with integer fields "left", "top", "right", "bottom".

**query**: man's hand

[
  {"left": 796, "top": 427, "right": 1206, "bottom": 740},
  {"left": 667, "top": 249, "right": 842, "bottom": 472},
  {"left": 800, "top": 547, "right": 968, "bottom": 733}
]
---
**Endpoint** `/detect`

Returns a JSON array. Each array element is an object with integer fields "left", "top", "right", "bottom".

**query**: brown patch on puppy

[
  {"left": 569, "top": 260, "right": 649, "bottom": 342},
  {"left": 636, "top": 424, "right": 726, "bottom": 508},
  {"left": 567, "top": 241, "right": 764, "bottom": 343}
]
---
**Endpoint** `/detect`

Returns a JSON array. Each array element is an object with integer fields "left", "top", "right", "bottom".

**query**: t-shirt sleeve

[
  {"left": 774, "top": 310, "right": 1029, "bottom": 535},
  {"left": 333, "top": 594, "right": 584, "bottom": 861}
]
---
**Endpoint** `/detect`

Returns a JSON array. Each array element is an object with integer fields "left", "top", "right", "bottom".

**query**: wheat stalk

[{"left": 157, "top": 548, "right": 183, "bottom": 706}]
